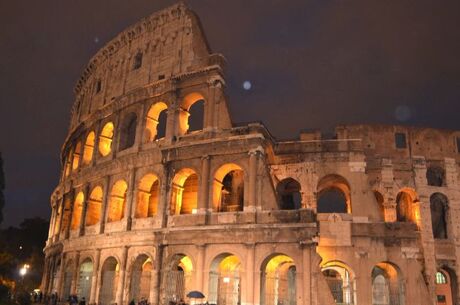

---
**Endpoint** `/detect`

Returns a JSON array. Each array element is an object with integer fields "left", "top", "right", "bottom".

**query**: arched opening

[
  {"left": 208, "top": 254, "right": 241, "bottom": 305},
  {"left": 276, "top": 178, "right": 302, "bottom": 210},
  {"left": 62, "top": 260, "right": 73, "bottom": 301},
  {"left": 133, "top": 52, "right": 143, "bottom": 70},
  {"left": 321, "top": 262, "right": 355, "bottom": 305},
  {"left": 77, "top": 258, "right": 93, "bottom": 301},
  {"left": 119, "top": 112, "right": 138, "bottom": 151},
  {"left": 71, "top": 192, "right": 85, "bottom": 230},
  {"left": 260, "top": 254, "right": 296, "bottom": 305},
  {"left": 373, "top": 191, "right": 385, "bottom": 220},
  {"left": 145, "top": 102, "right": 168, "bottom": 142},
  {"left": 179, "top": 93, "right": 205, "bottom": 135},
  {"left": 317, "top": 175, "right": 351, "bottom": 213},
  {"left": 72, "top": 141, "right": 82, "bottom": 171},
  {"left": 371, "top": 263, "right": 405, "bottom": 305},
  {"left": 213, "top": 164, "right": 244, "bottom": 212},
  {"left": 163, "top": 254, "right": 193, "bottom": 304},
  {"left": 53, "top": 205, "right": 62, "bottom": 236},
  {"left": 129, "top": 254, "right": 152, "bottom": 303},
  {"left": 107, "top": 180, "right": 128, "bottom": 222},
  {"left": 436, "top": 269, "right": 456, "bottom": 305},
  {"left": 430, "top": 193, "right": 448, "bottom": 239},
  {"left": 135, "top": 174, "right": 160, "bottom": 218},
  {"left": 99, "top": 257, "right": 119, "bottom": 305},
  {"left": 427, "top": 165, "right": 445, "bottom": 187},
  {"left": 171, "top": 169, "right": 198, "bottom": 215},
  {"left": 99, "top": 122, "right": 114, "bottom": 157},
  {"left": 396, "top": 189, "right": 418, "bottom": 222},
  {"left": 86, "top": 186, "right": 103, "bottom": 226},
  {"left": 83, "top": 131, "right": 95, "bottom": 165}
]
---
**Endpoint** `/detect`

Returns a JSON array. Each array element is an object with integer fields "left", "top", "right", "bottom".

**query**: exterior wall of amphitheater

[{"left": 42, "top": 3, "right": 460, "bottom": 305}]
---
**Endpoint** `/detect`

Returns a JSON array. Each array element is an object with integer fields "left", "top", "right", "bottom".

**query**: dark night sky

[{"left": 1, "top": 0, "right": 460, "bottom": 227}]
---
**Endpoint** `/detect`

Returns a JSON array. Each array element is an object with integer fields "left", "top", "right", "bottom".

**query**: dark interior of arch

[
  {"left": 119, "top": 113, "right": 137, "bottom": 150},
  {"left": 431, "top": 193, "right": 448, "bottom": 239},
  {"left": 426, "top": 165, "right": 445, "bottom": 187},
  {"left": 396, "top": 192, "right": 412, "bottom": 222},
  {"left": 156, "top": 109, "right": 167, "bottom": 139},
  {"left": 188, "top": 99, "right": 204, "bottom": 132},
  {"left": 221, "top": 170, "right": 244, "bottom": 212},
  {"left": 317, "top": 188, "right": 347, "bottom": 213},
  {"left": 277, "top": 178, "right": 301, "bottom": 210}
]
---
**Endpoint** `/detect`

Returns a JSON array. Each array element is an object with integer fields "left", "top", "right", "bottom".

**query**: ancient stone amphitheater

[{"left": 41, "top": 3, "right": 460, "bottom": 305}]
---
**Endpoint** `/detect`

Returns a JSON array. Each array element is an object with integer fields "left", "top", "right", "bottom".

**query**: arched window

[
  {"left": 435, "top": 269, "right": 455, "bottom": 305},
  {"left": 99, "top": 257, "right": 119, "bottom": 305},
  {"left": 60, "top": 196, "right": 72, "bottom": 235},
  {"left": 82, "top": 132, "right": 95, "bottom": 165},
  {"left": 179, "top": 93, "right": 205, "bottom": 135},
  {"left": 396, "top": 189, "right": 418, "bottom": 222},
  {"left": 77, "top": 259, "right": 93, "bottom": 301},
  {"left": 99, "top": 122, "right": 114, "bottom": 157},
  {"left": 430, "top": 193, "right": 448, "bottom": 239},
  {"left": 371, "top": 263, "right": 405, "bottom": 305},
  {"left": 144, "top": 102, "right": 168, "bottom": 142},
  {"left": 129, "top": 255, "right": 152, "bottom": 302},
  {"left": 135, "top": 174, "right": 160, "bottom": 218},
  {"left": 163, "top": 254, "right": 193, "bottom": 304},
  {"left": 276, "top": 178, "right": 301, "bottom": 210},
  {"left": 71, "top": 192, "right": 85, "bottom": 230},
  {"left": 317, "top": 175, "right": 351, "bottom": 213},
  {"left": 107, "top": 180, "right": 128, "bottom": 222},
  {"left": 208, "top": 254, "right": 241, "bottom": 305},
  {"left": 64, "top": 149, "right": 73, "bottom": 177},
  {"left": 72, "top": 142, "right": 82, "bottom": 171},
  {"left": 171, "top": 169, "right": 198, "bottom": 215},
  {"left": 86, "top": 186, "right": 103, "bottom": 226},
  {"left": 426, "top": 165, "right": 445, "bottom": 187},
  {"left": 213, "top": 164, "right": 244, "bottom": 212},
  {"left": 322, "top": 263, "right": 355, "bottom": 305},
  {"left": 133, "top": 52, "right": 143, "bottom": 70},
  {"left": 261, "top": 254, "right": 296, "bottom": 305},
  {"left": 436, "top": 272, "right": 447, "bottom": 284},
  {"left": 119, "top": 113, "right": 137, "bottom": 151}
]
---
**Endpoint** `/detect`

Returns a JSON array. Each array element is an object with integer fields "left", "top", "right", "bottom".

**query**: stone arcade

[{"left": 41, "top": 3, "right": 460, "bottom": 305}]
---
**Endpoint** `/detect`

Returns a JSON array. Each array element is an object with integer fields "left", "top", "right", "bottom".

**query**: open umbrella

[{"left": 186, "top": 291, "right": 205, "bottom": 299}]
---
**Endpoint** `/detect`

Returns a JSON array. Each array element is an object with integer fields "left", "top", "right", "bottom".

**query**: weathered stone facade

[{"left": 42, "top": 3, "right": 460, "bottom": 305}]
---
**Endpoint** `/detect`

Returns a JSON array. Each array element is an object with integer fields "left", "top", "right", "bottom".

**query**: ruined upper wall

[{"left": 69, "top": 2, "right": 219, "bottom": 130}]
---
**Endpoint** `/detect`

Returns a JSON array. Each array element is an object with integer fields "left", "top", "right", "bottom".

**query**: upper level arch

[
  {"left": 317, "top": 174, "right": 351, "bottom": 213},
  {"left": 396, "top": 188, "right": 419, "bottom": 223},
  {"left": 171, "top": 168, "right": 199, "bottom": 215},
  {"left": 144, "top": 102, "right": 168, "bottom": 142},
  {"left": 212, "top": 163, "right": 245, "bottom": 212},
  {"left": 179, "top": 92, "right": 205, "bottom": 135},
  {"left": 276, "top": 178, "right": 302, "bottom": 210}
]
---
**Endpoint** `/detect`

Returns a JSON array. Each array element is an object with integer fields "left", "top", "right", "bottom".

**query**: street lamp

[{"left": 19, "top": 264, "right": 30, "bottom": 277}]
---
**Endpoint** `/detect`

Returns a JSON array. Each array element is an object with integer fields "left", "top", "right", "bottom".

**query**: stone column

[
  {"left": 99, "top": 176, "right": 111, "bottom": 234},
  {"left": 198, "top": 156, "right": 210, "bottom": 213},
  {"left": 125, "top": 168, "right": 137, "bottom": 231},
  {"left": 165, "top": 103, "right": 177, "bottom": 142},
  {"left": 41, "top": 257, "right": 50, "bottom": 294},
  {"left": 195, "top": 244, "right": 206, "bottom": 292},
  {"left": 383, "top": 200, "right": 397, "bottom": 222},
  {"left": 48, "top": 206, "right": 56, "bottom": 241},
  {"left": 90, "top": 249, "right": 101, "bottom": 305},
  {"left": 245, "top": 150, "right": 258, "bottom": 212},
  {"left": 245, "top": 244, "right": 255, "bottom": 305},
  {"left": 56, "top": 252, "right": 66, "bottom": 300},
  {"left": 71, "top": 252, "right": 81, "bottom": 295},
  {"left": 116, "top": 246, "right": 129, "bottom": 305},
  {"left": 65, "top": 191, "right": 75, "bottom": 240},
  {"left": 150, "top": 245, "right": 163, "bottom": 305},
  {"left": 79, "top": 185, "right": 90, "bottom": 236},
  {"left": 157, "top": 165, "right": 169, "bottom": 228},
  {"left": 302, "top": 245, "right": 311, "bottom": 305},
  {"left": 57, "top": 197, "right": 65, "bottom": 241}
]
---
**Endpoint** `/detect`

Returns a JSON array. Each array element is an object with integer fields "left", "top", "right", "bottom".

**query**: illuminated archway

[
  {"left": 179, "top": 93, "right": 205, "bottom": 135},
  {"left": 145, "top": 102, "right": 168, "bottom": 142},
  {"left": 163, "top": 254, "right": 193, "bottom": 304},
  {"left": 71, "top": 192, "right": 85, "bottom": 230},
  {"left": 62, "top": 260, "right": 74, "bottom": 300},
  {"left": 64, "top": 148, "right": 73, "bottom": 177},
  {"left": 436, "top": 269, "right": 456, "bottom": 305},
  {"left": 60, "top": 196, "right": 72, "bottom": 235},
  {"left": 135, "top": 174, "right": 160, "bottom": 218},
  {"left": 208, "top": 253, "right": 242, "bottom": 305},
  {"left": 107, "top": 180, "right": 128, "bottom": 222},
  {"left": 77, "top": 258, "right": 93, "bottom": 301},
  {"left": 99, "top": 122, "right": 114, "bottom": 157},
  {"left": 129, "top": 254, "right": 153, "bottom": 303},
  {"left": 213, "top": 164, "right": 244, "bottom": 212},
  {"left": 261, "top": 254, "right": 296, "bottom": 305},
  {"left": 317, "top": 175, "right": 351, "bottom": 213},
  {"left": 276, "top": 178, "right": 302, "bottom": 210},
  {"left": 371, "top": 262, "right": 405, "bottom": 305},
  {"left": 82, "top": 131, "right": 95, "bottom": 165},
  {"left": 171, "top": 169, "right": 198, "bottom": 215},
  {"left": 72, "top": 141, "right": 82, "bottom": 171},
  {"left": 86, "top": 186, "right": 103, "bottom": 226},
  {"left": 321, "top": 262, "right": 355, "bottom": 305},
  {"left": 99, "top": 257, "right": 119, "bottom": 305},
  {"left": 396, "top": 188, "right": 418, "bottom": 223}
]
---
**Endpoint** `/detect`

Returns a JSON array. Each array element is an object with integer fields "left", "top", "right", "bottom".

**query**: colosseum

[{"left": 41, "top": 3, "right": 460, "bottom": 305}]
